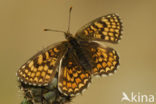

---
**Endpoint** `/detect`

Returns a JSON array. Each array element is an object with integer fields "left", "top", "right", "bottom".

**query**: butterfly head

[{"left": 64, "top": 32, "right": 73, "bottom": 40}]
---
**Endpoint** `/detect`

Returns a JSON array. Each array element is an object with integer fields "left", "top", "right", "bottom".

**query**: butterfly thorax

[{"left": 65, "top": 33, "right": 92, "bottom": 71}]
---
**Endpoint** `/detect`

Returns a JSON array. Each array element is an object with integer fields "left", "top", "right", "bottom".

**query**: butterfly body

[
  {"left": 17, "top": 13, "right": 123, "bottom": 103},
  {"left": 67, "top": 36, "right": 93, "bottom": 71}
]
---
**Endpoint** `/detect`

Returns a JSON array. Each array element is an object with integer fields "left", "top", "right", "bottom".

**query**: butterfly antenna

[
  {"left": 44, "top": 29, "right": 65, "bottom": 33},
  {"left": 67, "top": 6, "right": 72, "bottom": 33}
]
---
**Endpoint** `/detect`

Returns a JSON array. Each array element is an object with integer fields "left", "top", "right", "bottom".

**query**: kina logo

[{"left": 121, "top": 92, "right": 155, "bottom": 103}]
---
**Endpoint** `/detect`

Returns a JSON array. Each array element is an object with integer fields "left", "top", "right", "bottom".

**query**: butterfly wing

[
  {"left": 79, "top": 41, "right": 119, "bottom": 76},
  {"left": 58, "top": 48, "right": 91, "bottom": 96},
  {"left": 17, "top": 41, "right": 68, "bottom": 86},
  {"left": 75, "top": 14, "right": 123, "bottom": 43}
]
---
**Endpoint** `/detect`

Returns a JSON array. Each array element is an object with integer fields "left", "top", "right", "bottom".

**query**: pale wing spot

[
  {"left": 111, "top": 37, "right": 115, "bottom": 41},
  {"left": 109, "top": 57, "right": 114, "bottom": 62},
  {"left": 73, "top": 72, "right": 78, "bottom": 77},
  {"left": 24, "top": 69, "right": 28, "bottom": 74},
  {"left": 30, "top": 66, "right": 34, "bottom": 71},
  {"left": 68, "top": 89, "right": 73, "bottom": 93},
  {"left": 95, "top": 34, "right": 101, "bottom": 38},
  {"left": 90, "top": 25, "right": 97, "bottom": 31},
  {"left": 79, "top": 83, "right": 84, "bottom": 89},
  {"left": 22, "top": 74, "right": 26, "bottom": 78},
  {"left": 54, "top": 48, "right": 59, "bottom": 52},
  {"left": 115, "top": 34, "right": 119, "bottom": 38},
  {"left": 34, "top": 77, "right": 38, "bottom": 82},
  {"left": 36, "top": 72, "right": 41, "bottom": 77},
  {"left": 100, "top": 69, "right": 105, "bottom": 73},
  {"left": 28, "top": 72, "right": 31, "bottom": 76},
  {"left": 58, "top": 83, "right": 62, "bottom": 87},
  {"left": 107, "top": 24, "right": 111, "bottom": 28},
  {"left": 107, "top": 62, "right": 112, "bottom": 67},
  {"left": 101, "top": 18, "right": 108, "bottom": 22},
  {"left": 112, "top": 25, "right": 116, "bottom": 28},
  {"left": 110, "top": 28, "right": 114, "bottom": 32},
  {"left": 50, "top": 59, "right": 56, "bottom": 66},
  {"left": 99, "top": 48, "right": 106, "bottom": 52},
  {"left": 38, "top": 54, "right": 43, "bottom": 64},
  {"left": 26, "top": 77, "right": 29, "bottom": 80},
  {"left": 99, "top": 57, "right": 103, "bottom": 62},
  {"left": 80, "top": 74, "right": 85, "bottom": 79},
  {"left": 105, "top": 36, "right": 109, "bottom": 40},
  {"left": 67, "top": 82, "right": 72, "bottom": 87},
  {"left": 102, "top": 31, "right": 108, "bottom": 35},
  {"left": 94, "top": 22, "right": 103, "bottom": 28},
  {"left": 103, "top": 53, "right": 108, "bottom": 58},
  {"left": 33, "top": 68, "right": 37, "bottom": 72},
  {"left": 106, "top": 67, "right": 110, "bottom": 72},
  {"left": 117, "top": 26, "right": 120, "bottom": 29},
  {"left": 112, "top": 50, "right": 116, "bottom": 54},
  {"left": 93, "top": 68, "right": 98, "bottom": 73},
  {"left": 45, "top": 75, "right": 50, "bottom": 80},
  {"left": 109, "top": 32, "right": 113, "bottom": 36},
  {"left": 72, "top": 83, "right": 77, "bottom": 88},
  {"left": 111, "top": 66, "right": 115, "bottom": 70},
  {"left": 63, "top": 81, "right": 66, "bottom": 85},
  {"left": 115, "top": 29, "right": 119, "bottom": 33},
  {"left": 107, "top": 15, "right": 111, "bottom": 18},
  {"left": 113, "top": 61, "right": 117, "bottom": 65},
  {"left": 38, "top": 66, "right": 43, "bottom": 71},
  {"left": 110, "top": 19, "right": 114, "bottom": 22},
  {"left": 97, "top": 64, "right": 102, "bottom": 69},
  {"left": 30, "top": 78, "right": 33, "bottom": 82},
  {"left": 44, "top": 65, "right": 48, "bottom": 71},
  {"left": 31, "top": 73, "right": 35, "bottom": 78},
  {"left": 41, "top": 72, "right": 46, "bottom": 77},
  {"left": 102, "top": 62, "right": 107, "bottom": 67},
  {"left": 106, "top": 21, "right": 110, "bottom": 25},
  {"left": 75, "top": 78, "right": 81, "bottom": 84},
  {"left": 45, "top": 52, "right": 49, "bottom": 59},
  {"left": 22, "top": 65, "right": 26, "bottom": 69},
  {"left": 39, "top": 79, "right": 43, "bottom": 83},
  {"left": 74, "top": 88, "right": 79, "bottom": 92},
  {"left": 84, "top": 79, "right": 88, "bottom": 84},
  {"left": 48, "top": 70, "right": 53, "bottom": 74},
  {"left": 29, "top": 61, "right": 34, "bottom": 68},
  {"left": 84, "top": 30, "right": 88, "bottom": 35},
  {"left": 109, "top": 52, "right": 113, "bottom": 56},
  {"left": 63, "top": 87, "right": 67, "bottom": 91},
  {"left": 97, "top": 51, "right": 101, "bottom": 56},
  {"left": 104, "top": 28, "right": 109, "bottom": 31},
  {"left": 112, "top": 22, "right": 116, "bottom": 25},
  {"left": 67, "top": 73, "right": 71, "bottom": 81}
]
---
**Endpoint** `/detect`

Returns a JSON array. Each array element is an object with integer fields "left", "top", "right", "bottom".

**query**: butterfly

[{"left": 17, "top": 10, "right": 122, "bottom": 97}]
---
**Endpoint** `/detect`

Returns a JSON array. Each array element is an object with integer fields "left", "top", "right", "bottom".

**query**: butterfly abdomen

[{"left": 68, "top": 37, "right": 92, "bottom": 71}]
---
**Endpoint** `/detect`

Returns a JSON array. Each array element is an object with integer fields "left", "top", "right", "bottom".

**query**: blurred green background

[{"left": 0, "top": 0, "right": 156, "bottom": 104}]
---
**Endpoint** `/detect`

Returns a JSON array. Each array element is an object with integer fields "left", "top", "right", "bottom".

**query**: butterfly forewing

[
  {"left": 17, "top": 41, "right": 68, "bottom": 86},
  {"left": 76, "top": 14, "right": 123, "bottom": 43},
  {"left": 80, "top": 41, "right": 119, "bottom": 76},
  {"left": 58, "top": 49, "right": 91, "bottom": 96}
]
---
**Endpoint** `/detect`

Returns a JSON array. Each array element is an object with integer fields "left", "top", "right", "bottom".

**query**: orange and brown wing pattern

[
  {"left": 17, "top": 42, "right": 68, "bottom": 86},
  {"left": 80, "top": 41, "right": 119, "bottom": 76},
  {"left": 75, "top": 14, "right": 123, "bottom": 43},
  {"left": 90, "top": 42, "right": 119, "bottom": 76},
  {"left": 58, "top": 51, "right": 91, "bottom": 96}
]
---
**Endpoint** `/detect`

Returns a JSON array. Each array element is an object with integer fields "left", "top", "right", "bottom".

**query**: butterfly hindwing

[
  {"left": 58, "top": 49, "right": 91, "bottom": 96},
  {"left": 76, "top": 14, "right": 123, "bottom": 43},
  {"left": 17, "top": 41, "right": 68, "bottom": 86},
  {"left": 80, "top": 41, "right": 119, "bottom": 76}
]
